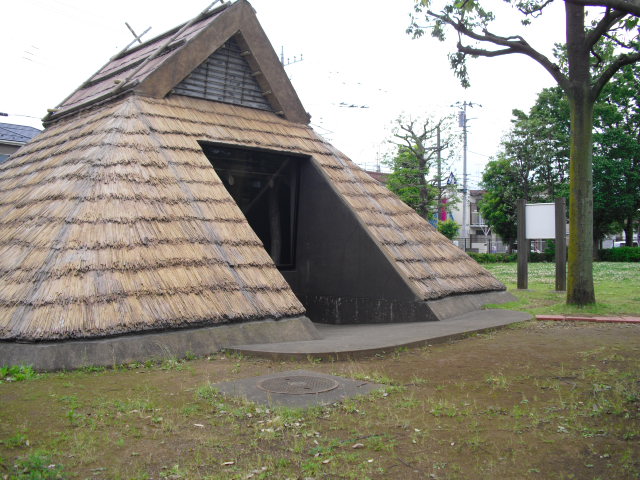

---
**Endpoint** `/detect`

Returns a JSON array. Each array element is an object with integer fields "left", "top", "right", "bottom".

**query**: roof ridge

[{"left": 110, "top": 2, "right": 230, "bottom": 61}]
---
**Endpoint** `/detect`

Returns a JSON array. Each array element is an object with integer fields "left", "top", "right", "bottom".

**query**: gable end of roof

[
  {"left": 136, "top": 0, "right": 310, "bottom": 124},
  {"left": 172, "top": 35, "right": 275, "bottom": 112},
  {"left": 43, "top": 0, "right": 309, "bottom": 126}
]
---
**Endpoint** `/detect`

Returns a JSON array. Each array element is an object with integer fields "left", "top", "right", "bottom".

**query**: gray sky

[{"left": 1, "top": 0, "right": 566, "bottom": 187}]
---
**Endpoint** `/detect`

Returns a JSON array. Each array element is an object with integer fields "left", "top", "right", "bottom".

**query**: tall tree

[
  {"left": 478, "top": 156, "right": 523, "bottom": 250},
  {"left": 479, "top": 107, "right": 555, "bottom": 251},
  {"left": 384, "top": 115, "right": 458, "bottom": 220},
  {"left": 592, "top": 63, "right": 640, "bottom": 246},
  {"left": 408, "top": 1, "right": 640, "bottom": 305},
  {"left": 482, "top": 65, "right": 640, "bottom": 255}
]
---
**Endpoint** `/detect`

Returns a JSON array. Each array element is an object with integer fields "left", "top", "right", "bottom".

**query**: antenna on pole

[
  {"left": 114, "top": 23, "right": 152, "bottom": 58},
  {"left": 279, "top": 46, "right": 304, "bottom": 66}
]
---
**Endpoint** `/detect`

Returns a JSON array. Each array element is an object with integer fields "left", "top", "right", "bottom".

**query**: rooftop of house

[
  {"left": 0, "top": 122, "right": 41, "bottom": 145},
  {"left": 365, "top": 170, "right": 390, "bottom": 185}
]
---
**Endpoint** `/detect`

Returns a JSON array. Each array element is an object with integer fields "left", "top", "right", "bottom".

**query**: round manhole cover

[{"left": 257, "top": 375, "right": 340, "bottom": 395}]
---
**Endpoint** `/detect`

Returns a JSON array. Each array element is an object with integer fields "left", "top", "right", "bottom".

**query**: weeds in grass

[
  {"left": 0, "top": 365, "right": 38, "bottom": 383},
  {"left": 365, "top": 434, "right": 396, "bottom": 452},
  {"left": 351, "top": 372, "right": 396, "bottom": 385},
  {"left": 2, "top": 450, "right": 67, "bottom": 479},
  {"left": 2, "top": 432, "right": 29, "bottom": 449},
  {"left": 195, "top": 383, "right": 219, "bottom": 402},
  {"left": 429, "top": 399, "right": 467, "bottom": 417},
  {"left": 408, "top": 375, "right": 429, "bottom": 386},
  {"left": 485, "top": 372, "right": 510, "bottom": 390},
  {"left": 161, "top": 357, "right": 185, "bottom": 371},
  {"left": 485, "top": 262, "right": 640, "bottom": 315}
]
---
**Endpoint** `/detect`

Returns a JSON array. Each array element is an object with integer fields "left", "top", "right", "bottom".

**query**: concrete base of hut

[
  {"left": 299, "top": 290, "right": 517, "bottom": 325},
  {"left": 0, "top": 316, "right": 319, "bottom": 372},
  {"left": 426, "top": 290, "right": 518, "bottom": 320},
  {"left": 0, "top": 292, "right": 520, "bottom": 372}
]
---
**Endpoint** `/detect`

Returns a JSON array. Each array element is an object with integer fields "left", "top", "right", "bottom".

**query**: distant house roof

[
  {"left": 0, "top": 123, "right": 41, "bottom": 146},
  {"left": 365, "top": 171, "right": 390, "bottom": 185}
]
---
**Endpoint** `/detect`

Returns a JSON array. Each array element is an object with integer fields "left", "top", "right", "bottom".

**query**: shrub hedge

[
  {"left": 597, "top": 246, "right": 640, "bottom": 262},
  {"left": 467, "top": 253, "right": 516, "bottom": 263},
  {"left": 468, "top": 247, "right": 640, "bottom": 263}
]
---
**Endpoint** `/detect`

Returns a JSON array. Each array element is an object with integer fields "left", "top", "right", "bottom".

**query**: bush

[
  {"left": 467, "top": 251, "right": 556, "bottom": 263},
  {"left": 544, "top": 239, "right": 556, "bottom": 260},
  {"left": 529, "top": 251, "right": 554, "bottom": 263},
  {"left": 598, "top": 246, "right": 640, "bottom": 262},
  {"left": 437, "top": 219, "right": 460, "bottom": 240},
  {"left": 467, "top": 252, "right": 516, "bottom": 263}
]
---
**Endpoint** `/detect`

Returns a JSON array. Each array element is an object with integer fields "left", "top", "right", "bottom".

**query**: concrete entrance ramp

[{"left": 228, "top": 309, "right": 532, "bottom": 360}]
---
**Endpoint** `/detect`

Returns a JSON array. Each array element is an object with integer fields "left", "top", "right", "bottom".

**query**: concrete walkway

[{"left": 228, "top": 309, "right": 532, "bottom": 360}]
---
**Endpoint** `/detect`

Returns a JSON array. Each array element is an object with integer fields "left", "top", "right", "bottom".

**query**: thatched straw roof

[
  {"left": 0, "top": 96, "right": 306, "bottom": 341},
  {"left": 0, "top": 0, "right": 505, "bottom": 342},
  {"left": 0, "top": 93, "right": 503, "bottom": 340}
]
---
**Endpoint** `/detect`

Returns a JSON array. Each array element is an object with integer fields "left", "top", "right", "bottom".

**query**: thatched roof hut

[{"left": 0, "top": 0, "right": 510, "bottom": 369}]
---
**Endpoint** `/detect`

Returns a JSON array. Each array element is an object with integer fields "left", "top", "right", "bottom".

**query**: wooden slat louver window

[{"left": 173, "top": 38, "right": 273, "bottom": 111}]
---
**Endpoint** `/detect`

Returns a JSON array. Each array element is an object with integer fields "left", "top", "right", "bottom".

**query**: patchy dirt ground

[{"left": 1, "top": 320, "right": 639, "bottom": 479}]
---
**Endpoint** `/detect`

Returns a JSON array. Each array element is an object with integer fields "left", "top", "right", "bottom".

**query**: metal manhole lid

[{"left": 257, "top": 375, "right": 340, "bottom": 395}]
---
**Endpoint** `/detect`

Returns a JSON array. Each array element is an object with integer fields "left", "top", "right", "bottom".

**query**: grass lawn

[
  {"left": 485, "top": 262, "right": 640, "bottom": 317},
  {"left": 0, "top": 263, "right": 638, "bottom": 479}
]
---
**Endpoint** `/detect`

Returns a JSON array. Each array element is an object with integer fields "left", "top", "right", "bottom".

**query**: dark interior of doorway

[{"left": 200, "top": 143, "right": 302, "bottom": 269}]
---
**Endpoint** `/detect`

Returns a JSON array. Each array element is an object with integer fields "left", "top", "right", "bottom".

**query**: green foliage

[
  {"left": 384, "top": 115, "right": 458, "bottom": 220},
  {"left": 592, "top": 64, "right": 640, "bottom": 240},
  {"left": 3, "top": 432, "right": 28, "bottom": 449},
  {"left": 407, "top": 0, "right": 640, "bottom": 305},
  {"left": 544, "top": 239, "right": 556, "bottom": 261},
  {"left": 4, "top": 451, "right": 66, "bottom": 479},
  {"left": 467, "top": 252, "right": 553, "bottom": 263},
  {"left": 385, "top": 146, "right": 438, "bottom": 218},
  {"left": 479, "top": 88, "right": 572, "bottom": 248},
  {"left": 0, "top": 365, "right": 38, "bottom": 383},
  {"left": 467, "top": 252, "right": 517, "bottom": 263},
  {"left": 598, "top": 247, "right": 640, "bottom": 262},
  {"left": 437, "top": 219, "right": 459, "bottom": 240},
  {"left": 478, "top": 158, "right": 521, "bottom": 246},
  {"left": 482, "top": 63, "right": 640, "bottom": 247}
]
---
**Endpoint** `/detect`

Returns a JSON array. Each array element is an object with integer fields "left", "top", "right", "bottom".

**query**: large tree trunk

[
  {"left": 625, "top": 216, "right": 634, "bottom": 246},
  {"left": 566, "top": 3, "right": 596, "bottom": 305}
]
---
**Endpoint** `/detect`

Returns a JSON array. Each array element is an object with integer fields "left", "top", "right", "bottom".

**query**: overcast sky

[{"left": 1, "top": 0, "right": 566, "bottom": 187}]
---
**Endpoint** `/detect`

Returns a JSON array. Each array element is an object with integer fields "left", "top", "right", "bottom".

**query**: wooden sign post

[
  {"left": 517, "top": 198, "right": 567, "bottom": 292},
  {"left": 554, "top": 198, "right": 566, "bottom": 292},
  {"left": 517, "top": 199, "right": 528, "bottom": 290}
]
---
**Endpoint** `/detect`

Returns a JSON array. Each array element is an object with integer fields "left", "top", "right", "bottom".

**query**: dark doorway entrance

[{"left": 200, "top": 144, "right": 302, "bottom": 269}]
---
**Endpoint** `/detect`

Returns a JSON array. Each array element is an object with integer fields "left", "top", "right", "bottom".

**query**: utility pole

[
  {"left": 456, "top": 101, "right": 481, "bottom": 247},
  {"left": 436, "top": 125, "right": 442, "bottom": 221}
]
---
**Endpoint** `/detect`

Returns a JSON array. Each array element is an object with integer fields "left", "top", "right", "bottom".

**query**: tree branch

[
  {"left": 585, "top": 8, "right": 627, "bottom": 49},
  {"left": 458, "top": 44, "right": 520, "bottom": 57},
  {"left": 426, "top": 9, "right": 570, "bottom": 91},
  {"left": 516, "top": 0, "right": 555, "bottom": 17},
  {"left": 566, "top": 0, "right": 640, "bottom": 17},
  {"left": 592, "top": 51, "right": 640, "bottom": 99},
  {"left": 603, "top": 31, "right": 637, "bottom": 48}
]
